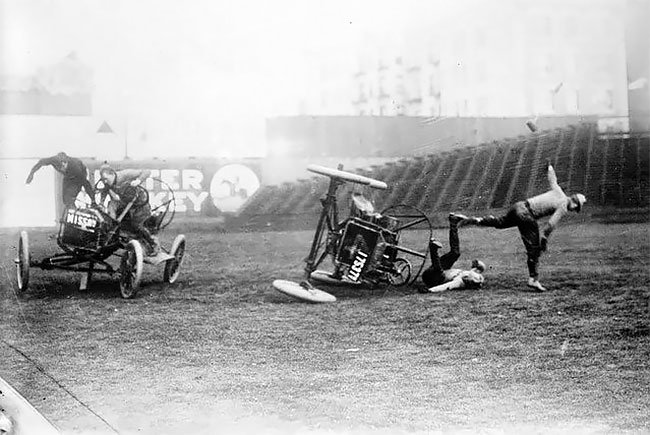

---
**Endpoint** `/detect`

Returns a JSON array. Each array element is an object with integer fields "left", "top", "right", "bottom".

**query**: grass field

[{"left": 1, "top": 222, "right": 649, "bottom": 434}]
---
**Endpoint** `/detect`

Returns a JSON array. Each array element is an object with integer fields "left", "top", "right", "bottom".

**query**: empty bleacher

[
  {"left": 418, "top": 151, "right": 458, "bottom": 214},
  {"left": 402, "top": 156, "right": 442, "bottom": 209},
  {"left": 452, "top": 145, "right": 494, "bottom": 210},
  {"left": 236, "top": 123, "right": 650, "bottom": 231},
  {"left": 630, "top": 137, "right": 644, "bottom": 205},
  {"left": 566, "top": 123, "right": 593, "bottom": 195},
  {"left": 469, "top": 140, "right": 513, "bottom": 212}
]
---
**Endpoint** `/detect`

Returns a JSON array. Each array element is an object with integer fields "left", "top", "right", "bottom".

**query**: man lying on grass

[{"left": 420, "top": 213, "right": 486, "bottom": 293}]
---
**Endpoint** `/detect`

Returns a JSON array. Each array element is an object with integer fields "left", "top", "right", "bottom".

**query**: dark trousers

[
  {"left": 477, "top": 201, "right": 541, "bottom": 278},
  {"left": 124, "top": 204, "right": 157, "bottom": 253},
  {"left": 421, "top": 223, "right": 461, "bottom": 287},
  {"left": 62, "top": 180, "right": 83, "bottom": 206}
]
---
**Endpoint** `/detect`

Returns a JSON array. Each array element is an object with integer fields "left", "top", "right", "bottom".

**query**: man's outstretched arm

[
  {"left": 428, "top": 277, "right": 465, "bottom": 293},
  {"left": 540, "top": 205, "right": 568, "bottom": 250},
  {"left": 25, "top": 156, "right": 57, "bottom": 183},
  {"left": 547, "top": 163, "right": 560, "bottom": 191},
  {"left": 118, "top": 169, "right": 151, "bottom": 186}
]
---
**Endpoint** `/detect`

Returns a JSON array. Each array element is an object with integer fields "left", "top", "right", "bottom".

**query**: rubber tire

[
  {"left": 163, "top": 234, "right": 186, "bottom": 284},
  {"left": 307, "top": 164, "right": 388, "bottom": 190},
  {"left": 120, "top": 240, "right": 144, "bottom": 299},
  {"left": 272, "top": 279, "right": 336, "bottom": 303},
  {"left": 16, "top": 231, "right": 30, "bottom": 292}
]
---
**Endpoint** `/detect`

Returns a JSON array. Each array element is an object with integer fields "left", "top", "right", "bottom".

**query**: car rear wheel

[
  {"left": 163, "top": 234, "right": 186, "bottom": 284},
  {"left": 120, "top": 240, "right": 143, "bottom": 299},
  {"left": 15, "top": 231, "right": 30, "bottom": 292}
]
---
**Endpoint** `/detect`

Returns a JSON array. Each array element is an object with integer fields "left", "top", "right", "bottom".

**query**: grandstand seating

[
  {"left": 402, "top": 156, "right": 441, "bottom": 209},
  {"left": 566, "top": 123, "right": 592, "bottom": 195},
  {"left": 602, "top": 138, "right": 624, "bottom": 206},
  {"left": 491, "top": 137, "right": 525, "bottom": 209},
  {"left": 277, "top": 179, "right": 311, "bottom": 214},
  {"left": 452, "top": 145, "right": 493, "bottom": 210},
  {"left": 237, "top": 123, "right": 650, "bottom": 231},
  {"left": 507, "top": 135, "right": 540, "bottom": 205},
  {"left": 549, "top": 127, "right": 572, "bottom": 188},
  {"left": 638, "top": 137, "right": 650, "bottom": 208},
  {"left": 588, "top": 132, "right": 608, "bottom": 205},
  {"left": 382, "top": 157, "right": 425, "bottom": 209},
  {"left": 469, "top": 140, "right": 513, "bottom": 212},
  {"left": 620, "top": 137, "right": 640, "bottom": 207},
  {"left": 375, "top": 160, "right": 411, "bottom": 210},
  {"left": 434, "top": 148, "right": 475, "bottom": 212},
  {"left": 418, "top": 151, "right": 457, "bottom": 213}
]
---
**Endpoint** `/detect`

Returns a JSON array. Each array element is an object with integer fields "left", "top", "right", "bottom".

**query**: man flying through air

[{"left": 454, "top": 163, "right": 586, "bottom": 292}]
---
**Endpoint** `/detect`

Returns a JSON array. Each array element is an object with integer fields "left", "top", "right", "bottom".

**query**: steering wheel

[
  {"left": 94, "top": 179, "right": 149, "bottom": 208},
  {"left": 117, "top": 184, "right": 150, "bottom": 208}
]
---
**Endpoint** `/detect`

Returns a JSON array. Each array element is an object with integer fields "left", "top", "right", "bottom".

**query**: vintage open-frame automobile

[
  {"left": 15, "top": 181, "right": 186, "bottom": 299},
  {"left": 273, "top": 164, "right": 432, "bottom": 303}
]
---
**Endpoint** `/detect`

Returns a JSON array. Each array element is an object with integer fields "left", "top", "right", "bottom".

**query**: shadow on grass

[{"left": 17, "top": 276, "right": 170, "bottom": 301}]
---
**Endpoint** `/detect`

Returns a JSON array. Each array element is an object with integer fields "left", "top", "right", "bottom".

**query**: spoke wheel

[
  {"left": 380, "top": 204, "right": 433, "bottom": 285},
  {"left": 119, "top": 185, "right": 149, "bottom": 208},
  {"left": 164, "top": 234, "right": 186, "bottom": 283},
  {"left": 16, "top": 231, "right": 30, "bottom": 292},
  {"left": 120, "top": 240, "right": 143, "bottom": 299}
]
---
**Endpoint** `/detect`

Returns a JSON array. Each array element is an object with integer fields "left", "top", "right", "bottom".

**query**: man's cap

[
  {"left": 99, "top": 163, "right": 115, "bottom": 175},
  {"left": 472, "top": 259, "right": 486, "bottom": 273},
  {"left": 570, "top": 193, "right": 586, "bottom": 212},
  {"left": 55, "top": 152, "right": 68, "bottom": 162}
]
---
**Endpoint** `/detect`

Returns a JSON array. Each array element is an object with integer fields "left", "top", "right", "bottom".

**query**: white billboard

[{"left": 0, "top": 159, "right": 57, "bottom": 227}]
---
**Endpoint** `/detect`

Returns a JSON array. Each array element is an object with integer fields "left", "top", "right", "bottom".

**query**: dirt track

[{"left": 1, "top": 223, "right": 649, "bottom": 434}]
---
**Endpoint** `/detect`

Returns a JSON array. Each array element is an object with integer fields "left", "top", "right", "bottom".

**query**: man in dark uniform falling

[
  {"left": 25, "top": 152, "right": 95, "bottom": 206},
  {"left": 421, "top": 213, "right": 486, "bottom": 293}
]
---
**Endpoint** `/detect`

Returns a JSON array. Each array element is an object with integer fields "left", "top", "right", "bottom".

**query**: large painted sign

[
  {"left": 0, "top": 159, "right": 57, "bottom": 227},
  {"left": 87, "top": 159, "right": 262, "bottom": 216},
  {"left": 0, "top": 158, "right": 262, "bottom": 227},
  {"left": 209, "top": 164, "right": 261, "bottom": 213},
  {"left": 141, "top": 168, "right": 209, "bottom": 213}
]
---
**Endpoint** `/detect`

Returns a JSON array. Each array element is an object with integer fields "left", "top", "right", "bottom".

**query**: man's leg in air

[
  {"left": 421, "top": 239, "right": 446, "bottom": 290},
  {"left": 452, "top": 203, "right": 523, "bottom": 229},
  {"left": 440, "top": 215, "right": 461, "bottom": 269}
]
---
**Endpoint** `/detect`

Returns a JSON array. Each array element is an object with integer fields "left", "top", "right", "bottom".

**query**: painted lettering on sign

[
  {"left": 347, "top": 251, "right": 368, "bottom": 282},
  {"left": 94, "top": 165, "right": 259, "bottom": 214},
  {"left": 209, "top": 164, "right": 260, "bottom": 213},
  {"left": 66, "top": 210, "right": 97, "bottom": 232}
]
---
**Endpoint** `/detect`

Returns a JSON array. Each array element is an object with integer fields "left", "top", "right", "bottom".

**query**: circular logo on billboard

[{"left": 209, "top": 164, "right": 260, "bottom": 212}]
